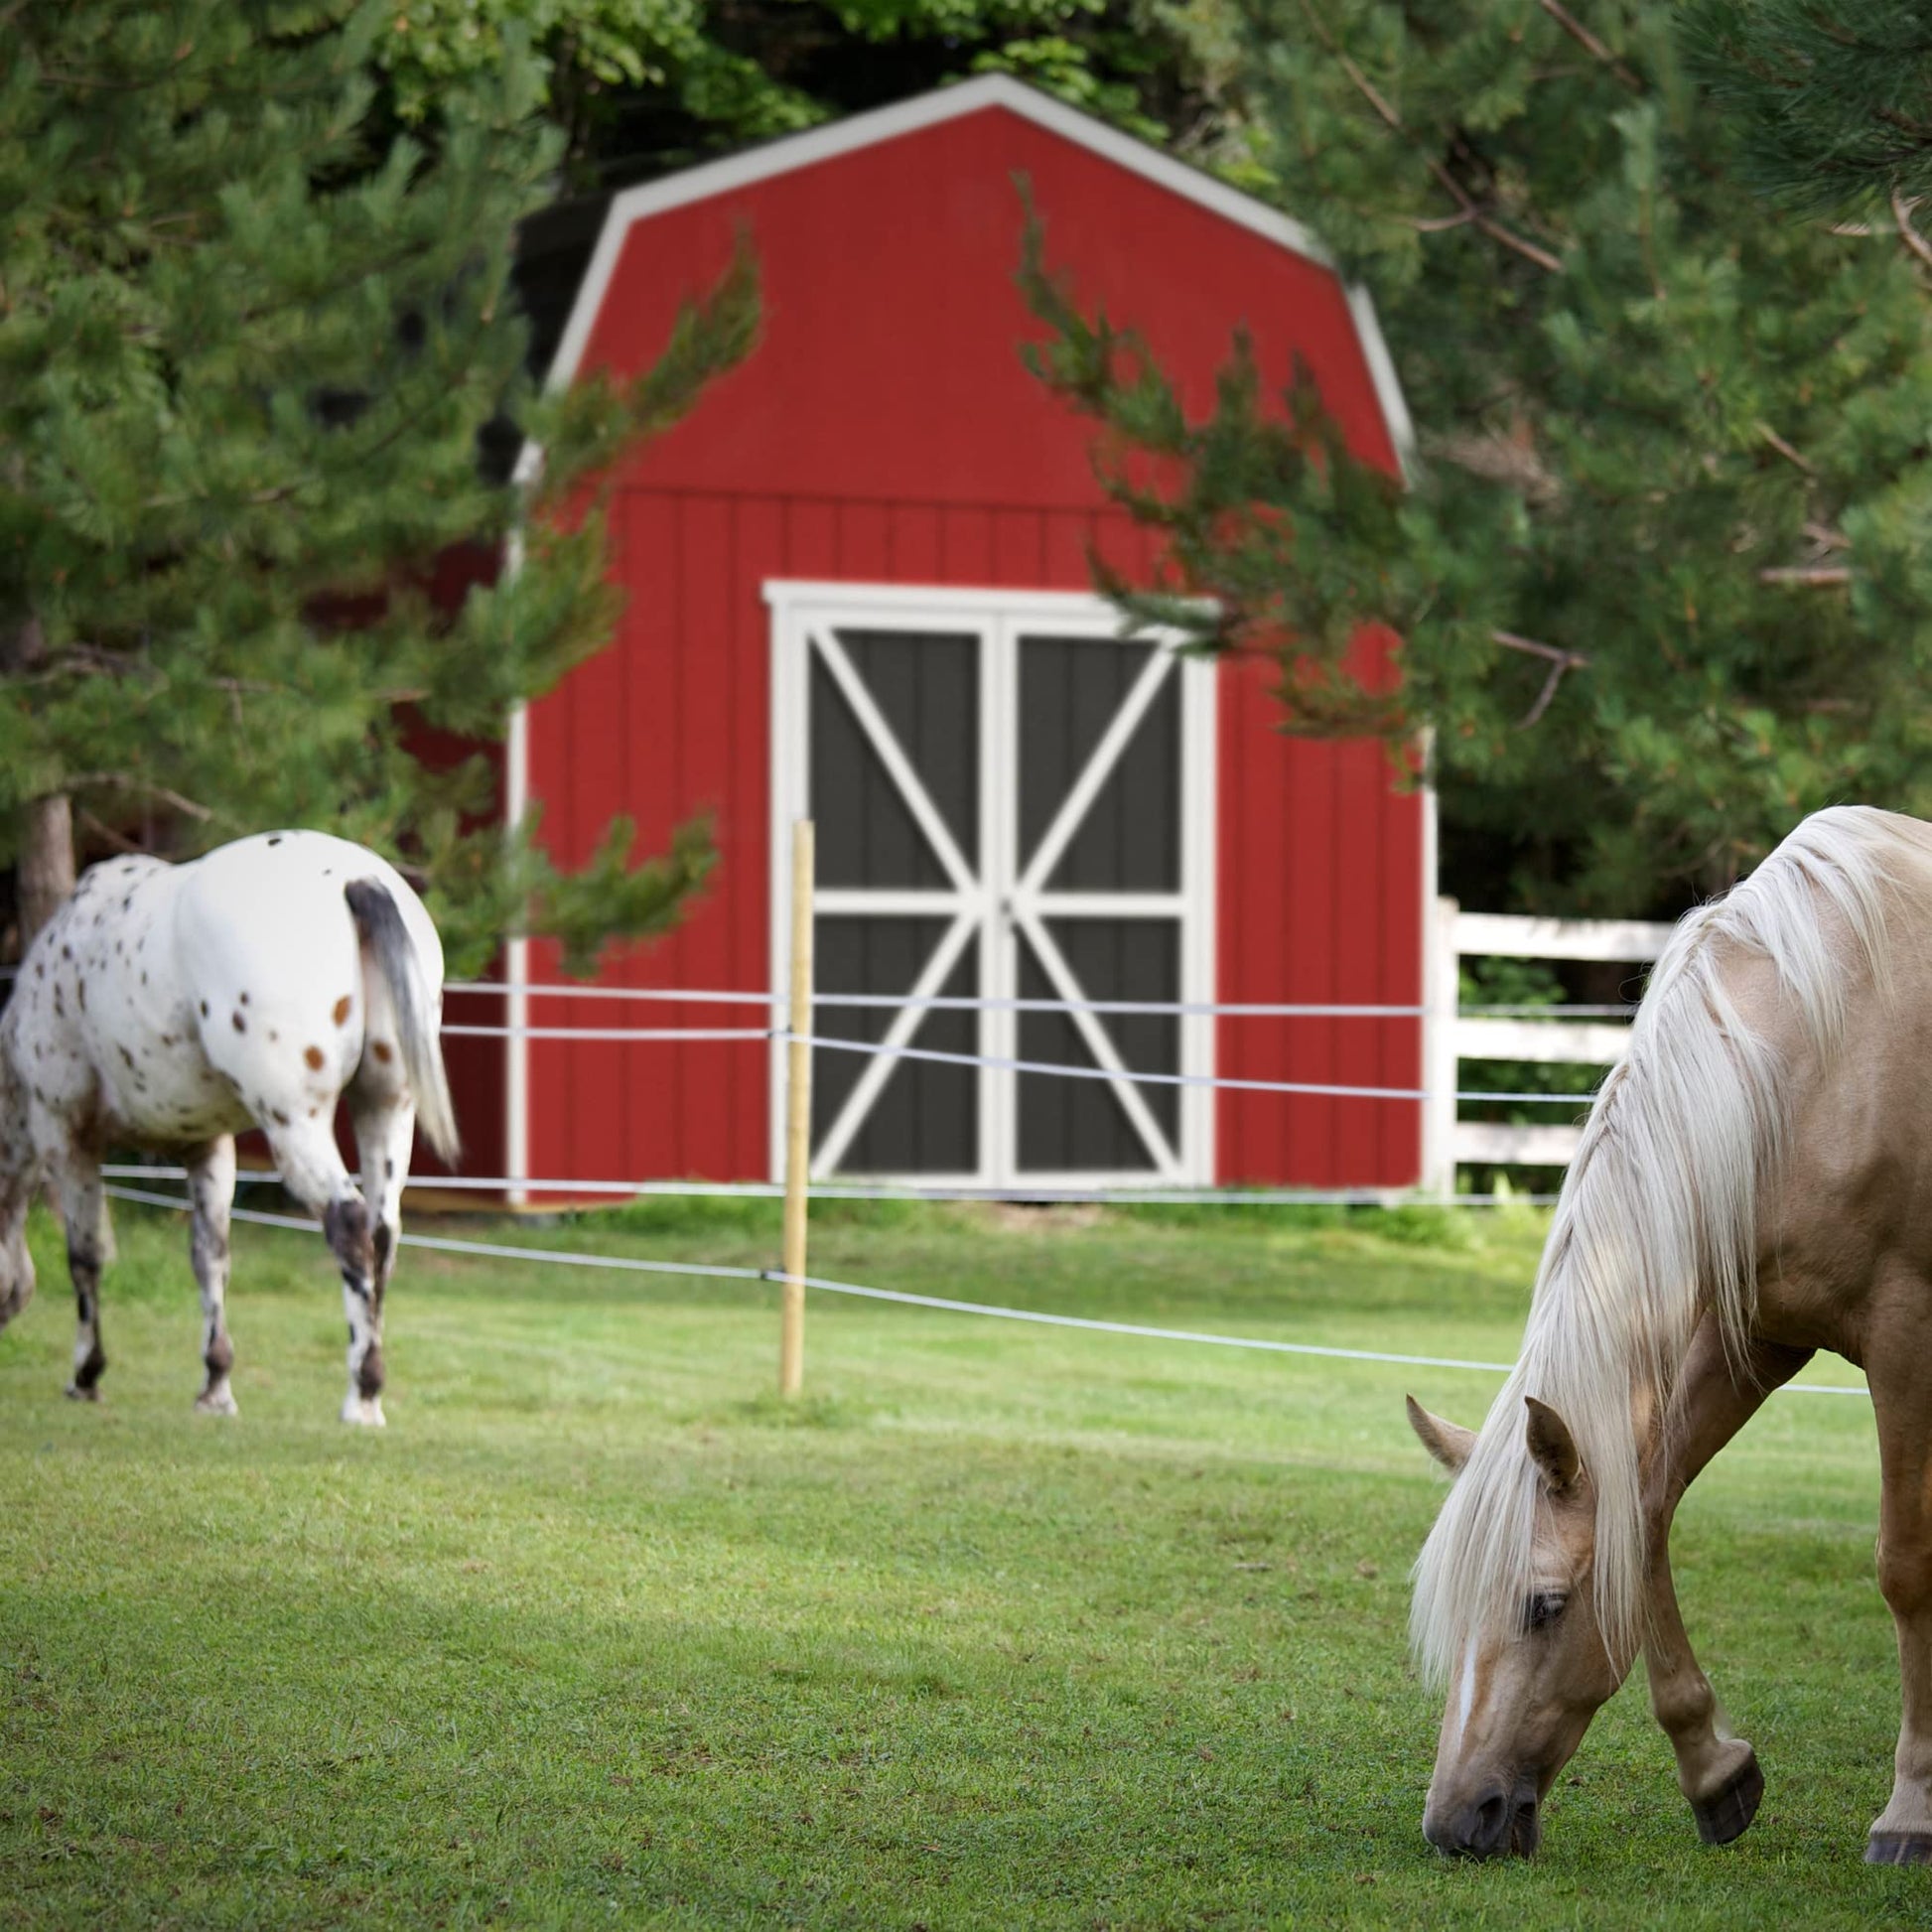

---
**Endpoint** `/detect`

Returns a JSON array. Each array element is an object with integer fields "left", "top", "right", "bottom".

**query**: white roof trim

[{"left": 545, "top": 73, "right": 1413, "bottom": 469}]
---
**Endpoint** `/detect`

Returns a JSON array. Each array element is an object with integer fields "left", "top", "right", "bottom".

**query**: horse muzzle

[{"left": 1424, "top": 1783, "right": 1542, "bottom": 1859}]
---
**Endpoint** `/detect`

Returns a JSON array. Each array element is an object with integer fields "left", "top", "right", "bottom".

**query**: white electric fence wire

[
  {"left": 102, "top": 1185, "right": 765, "bottom": 1284},
  {"left": 445, "top": 981, "right": 1638, "bottom": 1020},
  {"left": 448, "top": 982, "right": 1429, "bottom": 1017},
  {"left": 793, "top": 1032, "right": 1595, "bottom": 1107},
  {"left": 0, "top": 972, "right": 1636, "bottom": 1017},
  {"left": 97, "top": 1164, "right": 1563, "bottom": 1206},
  {"left": 98, "top": 1182, "right": 1867, "bottom": 1396},
  {"left": 429, "top": 1016, "right": 1604, "bottom": 1104},
  {"left": 441, "top": 1025, "right": 770, "bottom": 1042}
]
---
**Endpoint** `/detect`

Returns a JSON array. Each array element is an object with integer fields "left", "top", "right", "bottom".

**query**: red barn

[{"left": 458, "top": 75, "right": 1435, "bottom": 1198}]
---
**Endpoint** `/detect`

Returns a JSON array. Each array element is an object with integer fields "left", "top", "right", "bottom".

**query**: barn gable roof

[{"left": 544, "top": 74, "right": 1413, "bottom": 465}]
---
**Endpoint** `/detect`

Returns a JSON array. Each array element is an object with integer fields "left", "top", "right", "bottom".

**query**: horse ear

[
  {"left": 1406, "top": 1394, "right": 1475, "bottom": 1473},
  {"left": 1524, "top": 1397, "right": 1581, "bottom": 1493}
]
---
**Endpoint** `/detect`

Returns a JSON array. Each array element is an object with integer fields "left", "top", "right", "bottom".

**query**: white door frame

[{"left": 766, "top": 581, "right": 1217, "bottom": 1187}]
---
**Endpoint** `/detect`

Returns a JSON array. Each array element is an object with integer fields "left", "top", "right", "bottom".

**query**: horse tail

[{"left": 344, "top": 879, "right": 460, "bottom": 1163}]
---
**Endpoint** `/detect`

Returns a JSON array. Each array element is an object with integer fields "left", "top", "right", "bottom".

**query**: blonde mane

[{"left": 1411, "top": 805, "right": 1898, "bottom": 1683}]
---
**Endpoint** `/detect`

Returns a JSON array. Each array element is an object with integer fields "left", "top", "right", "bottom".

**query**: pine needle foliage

[
  {"left": 0, "top": 0, "right": 759, "bottom": 973},
  {"left": 1022, "top": 3, "right": 1932, "bottom": 910},
  {"left": 1686, "top": 1, "right": 1932, "bottom": 214},
  {"left": 1020, "top": 200, "right": 1417, "bottom": 739}
]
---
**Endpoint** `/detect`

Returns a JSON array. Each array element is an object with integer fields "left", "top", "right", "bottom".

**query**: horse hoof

[
  {"left": 1867, "top": 1833, "right": 1932, "bottom": 1864},
  {"left": 1692, "top": 1750, "right": 1763, "bottom": 1846},
  {"left": 194, "top": 1389, "right": 239, "bottom": 1418},
  {"left": 63, "top": 1382, "right": 101, "bottom": 1403}
]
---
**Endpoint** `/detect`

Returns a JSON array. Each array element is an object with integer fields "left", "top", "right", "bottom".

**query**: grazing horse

[
  {"left": 0, "top": 830, "right": 457, "bottom": 1425},
  {"left": 1406, "top": 804, "right": 1932, "bottom": 1864}
]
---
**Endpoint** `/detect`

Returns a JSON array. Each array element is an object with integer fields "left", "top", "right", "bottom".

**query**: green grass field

[{"left": 0, "top": 1194, "right": 1918, "bottom": 1928}]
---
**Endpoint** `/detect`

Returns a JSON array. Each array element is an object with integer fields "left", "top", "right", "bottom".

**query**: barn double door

[{"left": 769, "top": 585, "right": 1215, "bottom": 1186}]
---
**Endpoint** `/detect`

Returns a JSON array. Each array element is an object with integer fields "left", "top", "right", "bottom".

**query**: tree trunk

[{"left": 19, "top": 791, "right": 75, "bottom": 943}]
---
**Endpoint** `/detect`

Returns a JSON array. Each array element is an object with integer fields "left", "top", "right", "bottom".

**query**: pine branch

[
  {"left": 1535, "top": 0, "right": 1645, "bottom": 90},
  {"left": 77, "top": 809, "right": 148, "bottom": 856},
  {"left": 1492, "top": 630, "right": 1591, "bottom": 727},
  {"left": 1892, "top": 188, "right": 1932, "bottom": 271},
  {"left": 1299, "top": 0, "right": 1565, "bottom": 274},
  {"left": 12, "top": 641, "right": 160, "bottom": 687},
  {"left": 1390, "top": 208, "right": 1481, "bottom": 232},
  {"left": 1491, "top": 629, "right": 1587, "bottom": 664},
  {"left": 1756, "top": 421, "right": 1816, "bottom": 473},
  {"left": 64, "top": 773, "right": 217, "bottom": 821}
]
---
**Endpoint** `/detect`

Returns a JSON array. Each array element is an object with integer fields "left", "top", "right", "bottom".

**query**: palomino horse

[
  {"left": 0, "top": 831, "right": 457, "bottom": 1425},
  {"left": 1406, "top": 804, "right": 1932, "bottom": 1863}
]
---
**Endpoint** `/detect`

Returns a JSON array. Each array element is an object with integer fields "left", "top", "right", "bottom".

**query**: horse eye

[{"left": 1525, "top": 1591, "right": 1567, "bottom": 1634}]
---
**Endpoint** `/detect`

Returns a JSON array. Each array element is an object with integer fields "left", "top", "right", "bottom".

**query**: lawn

[{"left": 0, "top": 1193, "right": 1914, "bottom": 1929}]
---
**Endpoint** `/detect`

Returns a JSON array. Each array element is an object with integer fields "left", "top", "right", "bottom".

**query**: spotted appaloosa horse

[{"left": 0, "top": 830, "right": 457, "bottom": 1425}]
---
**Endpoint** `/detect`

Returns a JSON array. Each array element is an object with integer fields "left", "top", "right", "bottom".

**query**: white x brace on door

[{"left": 767, "top": 582, "right": 1216, "bottom": 1187}]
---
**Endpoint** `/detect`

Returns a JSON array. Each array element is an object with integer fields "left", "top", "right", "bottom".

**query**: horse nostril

[{"left": 1470, "top": 1791, "right": 1510, "bottom": 1854}]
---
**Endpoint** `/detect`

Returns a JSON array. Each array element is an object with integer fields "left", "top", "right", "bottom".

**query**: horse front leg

[
  {"left": 1864, "top": 1295, "right": 1932, "bottom": 1863},
  {"left": 1642, "top": 1317, "right": 1813, "bottom": 1845},
  {"left": 54, "top": 1152, "right": 108, "bottom": 1401},
  {"left": 188, "top": 1136, "right": 238, "bottom": 1415}
]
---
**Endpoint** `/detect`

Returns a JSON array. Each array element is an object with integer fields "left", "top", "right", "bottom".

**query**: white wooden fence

[{"left": 1421, "top": 899, "right": 1676, "bottom": 1198}]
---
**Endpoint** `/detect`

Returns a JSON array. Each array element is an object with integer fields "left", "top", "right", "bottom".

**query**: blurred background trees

[
  {"left": 0, "top": 0, "right": 758, "bottom": 971},
  {"left": 463, "top": 0, "right": 1932, "bottom": 922},
  {"left": 1023, "top": 1, "right": 1932, "bottom": 915},
  {"left": 13, "top": 0, "right": 1931, "bottom": 957}
]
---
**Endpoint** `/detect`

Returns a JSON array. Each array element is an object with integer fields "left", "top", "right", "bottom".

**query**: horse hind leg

[
  {"left": 263, "top": 1117, "right": 385, "bottom": 1427},
  {"left": 188, "top": 1137, "right": 238, "bottom": 1416},
  {"left": 55, "top": 1153, "right": 108, "bottom": 1401},
  {"left": 350, "top": 1092, "right": 414, "bottom": 1361},
  {"left": 0, "top": 1183, "right": 35, "bottom": 1328},
  {"left": 327, "top": 1191, "right": 386, "bottom": 1429}
]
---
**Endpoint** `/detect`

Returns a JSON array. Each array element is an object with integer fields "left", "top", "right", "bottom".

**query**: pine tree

[
  {"left": 0, "top": 0, "right": 759, "bottom": 970},
  {"left": 1024, "top": 1, "right": 1932, "bottom": 911}
]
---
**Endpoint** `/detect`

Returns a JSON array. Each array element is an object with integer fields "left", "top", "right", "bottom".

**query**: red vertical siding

[
  {"left": 1213, "top": 651, "right": 1424, "bottom": 1189},
  {"left": 890, "top": 505, "right": 945, "bottom": 581},
  {"left": 519, "top": 92, "right": 1425, "bottom": 1195},
  {"left": 939, "top": 506, "right": 997, "bottom": 583}
]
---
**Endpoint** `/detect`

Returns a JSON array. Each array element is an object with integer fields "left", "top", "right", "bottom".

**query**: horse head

[{"left": 1406, "top": 1393, "right": 1630, "bottom": 1858}]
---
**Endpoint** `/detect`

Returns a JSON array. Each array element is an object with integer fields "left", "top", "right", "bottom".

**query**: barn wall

[
  {"left": 521, "top": 96, "right": 1424, "bottom": 1192},
  {"left": 525, "top": 489, "right": 1174, "bottom": 1184},
  {"left": 525, "top": 488, "right": 1424, "bottom": 1188},
  {"left": 572, "top": 107, "right": 1401, "bottom": 503},
  {"left": 1215, "top": 651, "right": 1424, "bottom": 1189}
]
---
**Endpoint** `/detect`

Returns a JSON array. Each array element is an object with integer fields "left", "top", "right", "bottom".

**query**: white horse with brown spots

[
  {"left": 1407, "top": 805, "right": 1932, "bottom": 1863},
  {"left": 0, "top": 830, "right": 457, "bottom": 1425}
]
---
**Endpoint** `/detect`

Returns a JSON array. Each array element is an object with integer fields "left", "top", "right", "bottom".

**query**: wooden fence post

[{"left": 779, "top": 818, "right": 815, "bottom": 1397}]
